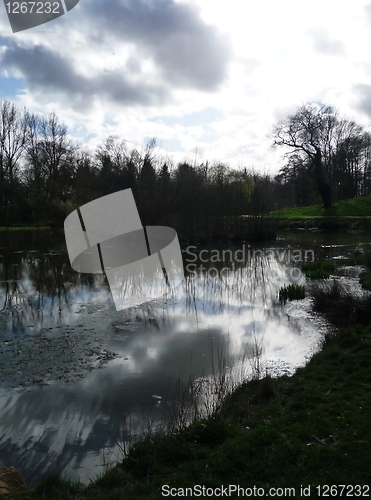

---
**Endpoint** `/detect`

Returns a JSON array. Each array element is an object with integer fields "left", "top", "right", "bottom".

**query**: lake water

[{"left": 0, "top": 229, "right": 369, "bottom": 486}]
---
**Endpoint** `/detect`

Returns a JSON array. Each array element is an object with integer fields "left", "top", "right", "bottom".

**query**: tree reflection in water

[{"left": 0, "top": 230, "right": 111, "bottom": 335}]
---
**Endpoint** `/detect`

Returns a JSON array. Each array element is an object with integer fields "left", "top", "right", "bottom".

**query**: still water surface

[{"left": 0, "top": 229, "right": 368, "bottom": 486}]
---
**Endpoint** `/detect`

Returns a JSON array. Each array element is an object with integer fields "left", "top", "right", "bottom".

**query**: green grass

[
  {"left": 31, "top": 303, "right": 371, "bottom": 498},
  {"left": 120, "top": 327, "right": 371, "bottom": 491},
  {"left": 31, "top": 472, "right": 82, "bottom": 499},
  {"left": 272, "top": 195, "right": 371, "bottom": 218}
]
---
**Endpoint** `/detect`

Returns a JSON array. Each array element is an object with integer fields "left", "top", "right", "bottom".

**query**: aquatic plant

[{"left": 279, "top": 284, "right": 305, "bottom": 304}]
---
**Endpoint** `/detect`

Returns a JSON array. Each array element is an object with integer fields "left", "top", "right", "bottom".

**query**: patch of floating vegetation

[
  {"left": 0, "top": 319, "right": 119, "bottom": 390},
  {"left": 302, "top": 260, "right": 336, "bottom": 279}
]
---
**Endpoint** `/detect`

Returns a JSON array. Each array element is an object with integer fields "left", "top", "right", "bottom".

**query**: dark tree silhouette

[
  {"left": 0, "top": 100, "right": 28, "bottom": 222},
  {"left": 272, "top": 103, "right": 333, "bottom": 208},
  {"left": 0, "top": 99, "right": 276, "bottom": 240},
  {"left": 273, "top": 103, "right": 371, "bottom": 209},
  {"left": 307, "top": 146, "right": 331, "bottom": 209}
]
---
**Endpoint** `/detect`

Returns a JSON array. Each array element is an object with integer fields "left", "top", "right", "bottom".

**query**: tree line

[
  {"left": 1, "top": 99, "right": 370, "bottom": 238},
  {"left": 272, "top": 103, "right": 371, "bottom": 209},
  {"left": 0, "top": 100, "right": 273, "bottom": 240}
]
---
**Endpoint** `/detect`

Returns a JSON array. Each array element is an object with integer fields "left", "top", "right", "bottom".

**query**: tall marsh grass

[
  {"left": 310, "top": 279, "right": 371, "bottom": 327},
  {"left": 116, "top": 333, "right": 267, "bottom": 462}
]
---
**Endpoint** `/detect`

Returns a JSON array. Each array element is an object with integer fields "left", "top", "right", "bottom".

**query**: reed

[
  {"left": 116, "top": 333, "right": 266, "bottom": 468},
  {"left": 279, "top": 283, "right": 305, "bottom": 304}
]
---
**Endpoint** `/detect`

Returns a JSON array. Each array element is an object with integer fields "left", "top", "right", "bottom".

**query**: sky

[{"left": 1, "top": 0, "right": 371, "bottom": 174}]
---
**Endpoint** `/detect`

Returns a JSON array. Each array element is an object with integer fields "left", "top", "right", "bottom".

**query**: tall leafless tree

[
  {"left": 0, "top": 100, "right": 28, "bottom": 221},
  {"left": 273, "top": 103, "right": 371, "bottom": 208},
  {"left": 272, "top": 103, "right": 333, "bottom": 208}
]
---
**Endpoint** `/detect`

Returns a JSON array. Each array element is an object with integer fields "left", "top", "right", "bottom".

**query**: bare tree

[
  {"left": 0, "top": 101, "right": 27, "bottom": 182},
  {"left": 272, "top": 103, "right": 371, "bottom": 207},
  {"left": 330, "top": 119, "right": 371, "bottom": 199},
  {"left": 39, "top": 111, "right": 77, "bottom": 201},
  {"left": 272, "top": 103, "right": 333, "bottom": 208},
  {"left": 0, "top": 100, "right": 28, "bottom": 221},
  {"left": 24, "top": 111, "right": 77, "bottom": 221}
]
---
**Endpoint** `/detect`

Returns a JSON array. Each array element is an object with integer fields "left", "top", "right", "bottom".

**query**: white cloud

[{"left": 0, "top": 0, "right": 371, "bottom": 171}]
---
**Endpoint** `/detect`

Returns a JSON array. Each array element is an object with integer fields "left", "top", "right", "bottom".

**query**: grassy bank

[
  {"left": 31, "top": 285, "right": 371, "bottom": 499},
  {"left": 273, "top": 195, "right": 371, "bottom": 218},
  {"left": 0, "top": 226, "right": 51, "bottom": 231}
]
